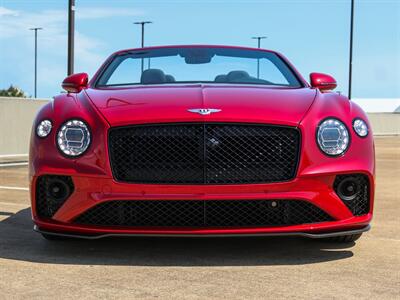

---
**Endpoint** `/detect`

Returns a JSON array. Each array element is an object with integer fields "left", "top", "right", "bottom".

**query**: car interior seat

[{"left": 141, "top": 69, "right": 167, "bottom": 84}]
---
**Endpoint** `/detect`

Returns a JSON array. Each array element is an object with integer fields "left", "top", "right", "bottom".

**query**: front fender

[
  {"left": 297, "top": 90, "right": 375, "bottom": 178},
  {"left": 29, "top": 92, "right": 111, "bottom": 180}
]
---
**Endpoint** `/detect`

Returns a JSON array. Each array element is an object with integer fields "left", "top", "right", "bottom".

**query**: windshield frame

[{"left": 91, "top": 45, "right": 307, "bottom": 89}]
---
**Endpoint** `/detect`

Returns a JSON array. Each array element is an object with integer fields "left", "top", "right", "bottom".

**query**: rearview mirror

[
  {"left": 62, "top": 73, "right": 88, "bottom": 93},
  {"left": 310, "top": 72, "right": 337, "bottom": 91},
  {"left": 181, "top": 49, "right": 214, "bottom": 64}
]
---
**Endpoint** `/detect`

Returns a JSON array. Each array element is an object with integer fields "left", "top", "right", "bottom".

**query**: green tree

[{"left": 0, "top": 85, "right": 27, "bottom": 98}]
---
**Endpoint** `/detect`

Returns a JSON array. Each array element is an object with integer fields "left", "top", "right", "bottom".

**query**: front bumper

[{"left": 31, "top": 172, "right": 374, "bottom": 238}]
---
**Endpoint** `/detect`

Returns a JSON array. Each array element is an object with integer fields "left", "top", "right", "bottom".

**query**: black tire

[
  {"left": 41, "top": 233, "right": 68, "bottom": 241},
  {"left": 324, "top": 233, "right": 362, "bottom": 243}
]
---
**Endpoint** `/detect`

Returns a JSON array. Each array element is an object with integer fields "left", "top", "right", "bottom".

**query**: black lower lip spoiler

[{"left": 33, "top": 224, "right": 370, "bottom": 240}]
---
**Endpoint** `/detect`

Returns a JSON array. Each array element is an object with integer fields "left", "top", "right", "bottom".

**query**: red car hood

[{"left": 85, "top": 85, "right": 316, "bottom": 127}]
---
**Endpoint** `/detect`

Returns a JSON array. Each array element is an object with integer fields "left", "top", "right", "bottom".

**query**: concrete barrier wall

[
  {"left": 367, "top": 113, "right": 400, "bottom": 136},
  {"left": 0, "top": 97, "right": 399, "bottom": 156},
  {"left": 0, "top": 97, "right": 50, "bottom": 156}
]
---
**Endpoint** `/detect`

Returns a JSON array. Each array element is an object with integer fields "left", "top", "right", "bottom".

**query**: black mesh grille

[
  {"left": 36, "top": 175, "right": 74, "bottom": 218},
  {"left": 74, "top": 200, "right": 333, "bottom": 227},
  {"left": 334, "top": 174, "right": 370, "bottom": 216},
  {"left": 109, "top": 123, "right": 300, "bottom": 184}
]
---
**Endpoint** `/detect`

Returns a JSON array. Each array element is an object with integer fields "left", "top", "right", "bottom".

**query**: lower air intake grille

[{"left": 74, "top": 200, "right": 333, "bottom": 228}]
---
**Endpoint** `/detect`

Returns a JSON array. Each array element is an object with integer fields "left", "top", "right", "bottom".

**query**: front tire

[{"left": 324, "top": 233, "right": 362, "bottom": 243}]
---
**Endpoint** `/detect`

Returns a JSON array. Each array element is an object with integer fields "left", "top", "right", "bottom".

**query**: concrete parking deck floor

[{"left": 0, "top": 137, "right": 399, "bottom": 299}]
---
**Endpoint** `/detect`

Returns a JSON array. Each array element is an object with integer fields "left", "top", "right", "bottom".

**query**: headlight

[
  {"left": 57, "top": 120, "right": 91, "bottom": 157},
  {"left": 353, "top": 118, "right": 368, "bottom": 137},
  {"left": 36, "top": 120, "right": 52, "bottom": 138},
  {"left": 317, "top": 118, "right": 350, "bottom": 156}
]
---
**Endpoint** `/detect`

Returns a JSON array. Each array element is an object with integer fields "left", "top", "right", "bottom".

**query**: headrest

[
  {"left": 165, "top": 75, "right": 176, "bottom": 82},
  {"left": 214, "top": 75, "right": 227, "bottom": 82},
  {"left": 227, "top": 71, "right": 250, "bottom": 82},
  {"left": 141, "top": 69, "right": 166, "bottom": 84}
]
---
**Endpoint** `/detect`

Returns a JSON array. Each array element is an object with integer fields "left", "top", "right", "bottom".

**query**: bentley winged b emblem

[{"left": 188, "top": 108, "right": 222, "bottom": 115}]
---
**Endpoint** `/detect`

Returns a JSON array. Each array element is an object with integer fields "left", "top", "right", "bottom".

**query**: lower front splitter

[{"left": 34, "top": 224, "right": 370, "bottom": 240}]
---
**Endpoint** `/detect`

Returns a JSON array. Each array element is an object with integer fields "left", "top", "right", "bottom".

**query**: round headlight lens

[
  {"left": 57, "top": 120, "right": 91, "bottom": 157},
  {"left": 353, "top": 118, "right": 368, "bottom": 137},
  {"left": 317, "top": 118, "right": 350, "bottom": 156},
  {"left": 36, "top": 120, "right": 52, "bottom": 138}
]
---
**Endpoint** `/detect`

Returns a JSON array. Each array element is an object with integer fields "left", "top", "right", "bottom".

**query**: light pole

[
  {"left": 68, "top": 0, "right": 75, "bottom": 75},
  {"left": 348, "top": 0, "right": 355, "bottom": 99},
  {"left": 252, "top": 36, "right": 267, "bottom": 78},
  {"left": 134, "top": 21, "right": 152, "bottom": 72},
  {"left": 252, "top": 36, "right": 267, "bottom": 49},
  {"left": 134, "top": 21, "right": 152, "bottom": 47},
  {"left": 30, "top": 27, "right": 42, "bottom": 98}
]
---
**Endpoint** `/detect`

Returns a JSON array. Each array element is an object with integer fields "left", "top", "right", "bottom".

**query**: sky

[{"left": 0, "top": 0, "right": 399, "bottom": 99}]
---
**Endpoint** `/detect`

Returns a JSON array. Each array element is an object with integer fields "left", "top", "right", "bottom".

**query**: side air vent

[
  {"left": 36, "top": 175, "right": 74, "bottom": 218},
  {"left": 334, "top": 174, "right": 370, "bottom": 216}
]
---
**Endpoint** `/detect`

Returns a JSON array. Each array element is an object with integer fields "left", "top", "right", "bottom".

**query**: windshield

[{"left": 96, "top": 47, "right": 302, "bottom": 88}]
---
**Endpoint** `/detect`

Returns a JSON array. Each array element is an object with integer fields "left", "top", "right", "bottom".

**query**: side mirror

[
  {"left": 62, "top": 73, "right": 88, "bottom": 93},
  {"left": 310, "top": 72, "right": 337, "bottom": 91}
]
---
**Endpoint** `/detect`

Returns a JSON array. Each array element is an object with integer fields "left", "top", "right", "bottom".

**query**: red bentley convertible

[{"left": 30, "top": 45, "right": 374, "bottom": 242}]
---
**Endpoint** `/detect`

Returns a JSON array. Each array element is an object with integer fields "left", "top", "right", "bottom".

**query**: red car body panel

[
  {"left": 85, "top": 85, "right": 317, "bottom": 127},
  {"left": 29, "top": 45, "right": 375, "bottom": 238}
]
